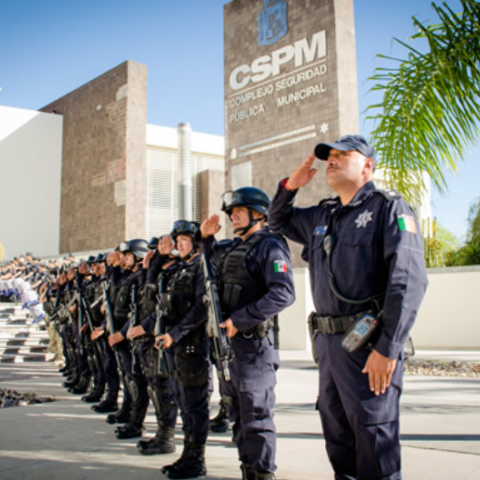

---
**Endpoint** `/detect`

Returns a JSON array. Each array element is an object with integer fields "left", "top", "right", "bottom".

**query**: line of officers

[{"left": 44, "top": 187, "right": 295, "bottom": 480}]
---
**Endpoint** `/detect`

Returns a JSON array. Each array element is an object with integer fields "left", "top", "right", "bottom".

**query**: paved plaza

[{"left": 1, "top": 350, "right": 479, "bottom": 480}]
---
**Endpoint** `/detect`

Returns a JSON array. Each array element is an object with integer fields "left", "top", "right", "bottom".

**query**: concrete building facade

[{"left": 40, "top": 61, "right": 148, "bottom": 253}]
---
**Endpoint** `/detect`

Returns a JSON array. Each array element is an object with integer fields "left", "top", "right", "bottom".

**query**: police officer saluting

[
  {"left": 268, "top": 135, "right": 428, "bottom": 480},
  {"left": 155, "top": 221, "right": 210, "bottom": 479},
  {"left": 108, "top": 239, "right": 149, "bottom": 439},
  {"left": 199, "top": 187, "right": 295, "bottom": 480}
]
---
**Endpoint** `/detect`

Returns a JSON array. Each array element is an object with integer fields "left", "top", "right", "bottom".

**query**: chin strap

[
  {"left": 233, "top": 209, "right": 265, "bottom": 236},
  {"left": 181, "top": 250, "right": 195, "bottom": 262}
]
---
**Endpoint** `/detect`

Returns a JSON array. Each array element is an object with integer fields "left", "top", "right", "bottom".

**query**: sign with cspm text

[{"left": 223, "top": 0, "right": 359, "bottom": 266}]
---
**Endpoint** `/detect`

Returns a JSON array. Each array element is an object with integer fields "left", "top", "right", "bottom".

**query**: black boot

[
  {"left": 115, "top": 407, "right": 147, "bottom": 439},
  {"left": 63, "top": 370, "right": 80, "bottom": 388},
  {"left": 252, "top": 471, "right": 276, "bottom": 480},
  {"left": 106, "top": 396, "right": 132, "bottom": 424},
  {"left": 162, "top": 433, "right": 192, "bottom": 474},
  {"left": 69, "top": 375, "right": 91, "bottom": 394},
  {"left": 209, "top": 400, "right": 231, "bottom": 433},
  {"left": 92, "top": 389, "right": 119, "bottom": 413},
  {"left": 82, "top": 382, "right": 105, "bottom": 403},
  {"left": 165, "top": 439, "right": 206, "bottom": 479},
  {"left": 137, "top": 423, "right": 176, "bottom": 455},
  {"left": 240, "top": 463, "right": 255, "bottom": 480}
]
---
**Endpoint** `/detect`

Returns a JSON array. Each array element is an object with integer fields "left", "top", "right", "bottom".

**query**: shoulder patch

[{"left": 374, "top": 189, "right": 402, "bottom": 202}]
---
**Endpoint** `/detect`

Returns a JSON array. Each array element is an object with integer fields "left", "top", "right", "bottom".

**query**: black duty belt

[
  {"left": 309, "top": 312, "right": 357, "bottom": 335},
  {"left": 242, "top": 318, "right": 273, "bottom": 340}
]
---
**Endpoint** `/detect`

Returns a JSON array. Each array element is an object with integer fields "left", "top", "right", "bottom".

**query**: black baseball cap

[{"left": 315, "top": 135, "right": 375, "bottom": 161}]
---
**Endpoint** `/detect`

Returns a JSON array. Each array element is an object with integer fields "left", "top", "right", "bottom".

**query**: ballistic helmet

[
  {"left": 118, "top": 239, "right": 149, "bottom": 259},
  {"left": 221, "top": 187, "right": 270, "bottom": 217},
  {"left": 171, "top": 220, "right": 200, "bottom": 241},
  {"left": 148, "top": 236, "right": 159, "bottom": 250},
  {"left": 94, "top": 253, "right": 106, "bottom": 263}
]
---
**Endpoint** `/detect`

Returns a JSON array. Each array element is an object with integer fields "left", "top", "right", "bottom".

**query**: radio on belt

[{"left": 341, "top": 313, "right": 378, "bottom": 353}]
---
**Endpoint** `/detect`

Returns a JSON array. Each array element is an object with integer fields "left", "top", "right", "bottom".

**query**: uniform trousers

[
  {"left": 222, "top": 330, "right": 279, "bottom": 473},
  {"left": 316, "top": 333, "right": 403, "bottom": 480},
  {"left": 166, "top": 339, "right": 210, "bottom": 444}
]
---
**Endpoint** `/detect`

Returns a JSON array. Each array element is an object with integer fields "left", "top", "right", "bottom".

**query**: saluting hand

[
  {"left": 143, "top": 249, "right": 155, "bottom": 269},
  {"left": 158, "top": 235, "right": 175, "bottom": 255},
  {"left": 200, "top": 214, "right": 222, "bottom": 238},
  {"left": 78, "top": 262, "right": 89, "bottom": 275},
  {"left": 285, "top": 154, "right": 318, "bottom": 190},
  {"left": 108, "top": 251, "right": 122, "bottom": 267},
  {"left": 362, "top": 349, "right": 398, "bottom": 396}
]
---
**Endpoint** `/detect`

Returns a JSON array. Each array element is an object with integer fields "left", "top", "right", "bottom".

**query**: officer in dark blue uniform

[
  {"left": 84, "top": 254, "right": 121, "bottom": 409},
  {"left": 78, "top": 259, "right": 106, "bottom": 403},
  {"left": 64, "top": 265, "right": 93, "bottom": 395},
  {"left": 108, "top": 239, "right": 149, "bottom": 440},
  {"left": 269, "top": 135, "right": 428, "bottom": 480},
  {"left": 155, "top": 221, "right": 211, "bottom": 479},
  {"left": 199, "top": 187, "right": 295, "bottom": 480},
  {"left": 127, "top": 238, "right": 178, "bottom": 457},
  {"left": 92, "top": 251, "right": 124, "bottom": 416}
]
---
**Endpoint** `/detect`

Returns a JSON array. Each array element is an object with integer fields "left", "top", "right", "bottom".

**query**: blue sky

[{"left": 1, "top": 0, "right": 477, "bottom": 240}]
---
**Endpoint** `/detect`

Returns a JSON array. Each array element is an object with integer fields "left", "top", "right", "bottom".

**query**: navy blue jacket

[
  {"left": 269, "top": 180, "right": 428, "bottom": 359},
  {"left": 142, "top": 254, "right": 207, "bottom": 345},
  {"left": 200, "top": 227, "right": 296, "bottom": 332}
]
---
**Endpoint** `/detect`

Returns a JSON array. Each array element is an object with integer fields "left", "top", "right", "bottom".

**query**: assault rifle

[
  {"left": 128, "top": 284, "right": 139, "bottom": 373},
  {"left": 50, "top": 293, "right": 76, "bottom": 324},
  {"left": 202, "top": 254, "right": 233, "bottom": 382},
  {"left": 48, "top": 288, "right": 62, "bottom": 333},
  {"left": 102, "top": 279, "right": 124, "bottom": 370},
  {"left": 80, "top": 289, "right": 104, "bottom": 373},
  {"left": 154, "top": 271, "right": 169, "bottom": 377},
  {"left": 76, "top": 290, "right": 86, "bottom": 357}
]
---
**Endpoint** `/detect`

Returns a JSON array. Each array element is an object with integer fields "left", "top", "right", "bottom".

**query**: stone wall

[{"left": 40, "top": 61, "right": 148, "bottom": 253}]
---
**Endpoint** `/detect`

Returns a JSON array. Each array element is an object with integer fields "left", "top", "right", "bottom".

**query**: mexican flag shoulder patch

[
  {"left": 397, "top": 214, "right": 417, "bottom": 233},
  {"left": 274, "top": 260, "right": 288, "bottom": 273}
]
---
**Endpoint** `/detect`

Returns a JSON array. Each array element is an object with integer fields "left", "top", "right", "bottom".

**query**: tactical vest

[
  {"left": 87, "top": 281, "right": 104, "bottom": 326},
  {"left": 114, "top": 285, "right": 131, "bottom": 327},
  {"left": 138, "top": 283, "right": 158, "bottom": 321},
  {"left": 162, "top": 260, "right": 199, "bottom": 326},
  {"left": 83, "top": 281, "right": 96, "bottom": 304},
  {"left": 218, "top": 232, "right": 271, "bottom": 319}
]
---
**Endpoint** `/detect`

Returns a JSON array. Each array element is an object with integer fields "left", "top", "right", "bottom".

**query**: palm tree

[{"left": 367, "top": 0, "right": 480, "bottom": 204}]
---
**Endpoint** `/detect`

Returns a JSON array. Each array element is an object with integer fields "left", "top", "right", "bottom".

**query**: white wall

[
  {"left": 412, "top": 266, "right": 480, "bottom": 349},
  {"left": 0, "top": 105, "right": 63, "bottom": 260},
  {"left": 279, "top": 266, "right": 480, "bottom": 351},
  {"left": 278, "top": 268, "right": 315, "bottom": 350}
]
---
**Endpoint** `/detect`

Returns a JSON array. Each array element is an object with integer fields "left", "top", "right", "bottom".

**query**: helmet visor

[
  {"left": 118, "top": 242, "right": 129, "bottom": 253},
  {"left": 172, "top": 221, "right": 198, "bottom": 237},
  {"left": 221, "top": 190, "right": 247, "bottom": 212}
]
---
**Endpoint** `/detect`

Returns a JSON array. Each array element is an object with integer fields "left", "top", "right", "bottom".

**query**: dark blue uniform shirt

[
  {"left": 200, "top": 227, "right": 296, "bottom": 332},
  {"left": 269, "top": 180, "right": 428, "bottom": 359}
]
